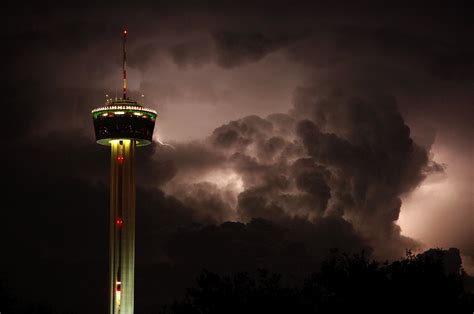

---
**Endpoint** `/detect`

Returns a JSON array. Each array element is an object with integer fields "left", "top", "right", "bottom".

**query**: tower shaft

[{"left": 109, "top": 139, "right": 136, "bottom": 314}]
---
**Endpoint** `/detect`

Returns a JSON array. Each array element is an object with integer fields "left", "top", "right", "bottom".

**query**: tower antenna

[{"left": 123, "top": 28, "right": 127, "bottom": 99}]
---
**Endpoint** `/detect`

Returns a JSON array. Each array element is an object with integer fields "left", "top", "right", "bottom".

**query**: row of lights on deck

[
  {"left": 101, "top": 111, "right": 147, "bottom": 116},
  {"left": 92, "top": 105, "right": 157, "bottom": 115}
]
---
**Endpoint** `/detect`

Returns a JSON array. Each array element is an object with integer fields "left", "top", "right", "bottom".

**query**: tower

[{"left": 92, "top": 29, "right": 157, "bottom": 314}]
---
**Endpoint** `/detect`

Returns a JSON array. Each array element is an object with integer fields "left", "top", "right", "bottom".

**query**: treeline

[
  {"left": 1, "top": 248, "right": 473, "bottom": 313},
  {"left": 161, "top": 249, "right": 474, "bottom": 314}
]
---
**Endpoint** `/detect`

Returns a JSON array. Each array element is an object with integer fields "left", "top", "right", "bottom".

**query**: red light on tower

[
  {"left": 116, "top": 217, "right": 123, "bottom": 228},
  {"left": 117, "top": 155, "right": 124, "bottom": 163}
]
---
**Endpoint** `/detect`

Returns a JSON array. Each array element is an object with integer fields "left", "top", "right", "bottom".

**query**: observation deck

[{"left": 92, "top": 98, "right": 157, "bottom": 146}]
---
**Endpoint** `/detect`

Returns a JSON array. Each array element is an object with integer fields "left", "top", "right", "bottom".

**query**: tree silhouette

[{"left": 161, "top": 249, "right": 474, "bottom": 314}]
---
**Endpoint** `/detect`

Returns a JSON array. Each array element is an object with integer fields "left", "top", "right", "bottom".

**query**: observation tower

[{"left": 92, "top": 29, "right": 157, "bottom": 314}]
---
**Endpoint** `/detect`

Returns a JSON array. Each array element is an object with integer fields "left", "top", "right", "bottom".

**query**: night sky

[{"left": 2, "top": 2, "right": 473, "bottom": 313}]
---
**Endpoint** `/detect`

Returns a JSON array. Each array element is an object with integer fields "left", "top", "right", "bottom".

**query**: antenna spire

[{"left": 122, "top": 28, "right": 127, "bottom": 99}]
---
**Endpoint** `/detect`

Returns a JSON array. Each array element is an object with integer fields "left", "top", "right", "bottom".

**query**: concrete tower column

[{"left": 109, "top": 139, "right": 136, "bottom": 314}]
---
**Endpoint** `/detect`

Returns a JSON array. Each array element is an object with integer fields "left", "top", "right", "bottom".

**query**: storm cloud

[{"left": 158, "top": 85, "right": 440, "bottom": 260}]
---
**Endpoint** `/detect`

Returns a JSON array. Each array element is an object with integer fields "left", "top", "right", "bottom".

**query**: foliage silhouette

[{"left": 161, "top": 249, "right": 474, "bottom": 314}]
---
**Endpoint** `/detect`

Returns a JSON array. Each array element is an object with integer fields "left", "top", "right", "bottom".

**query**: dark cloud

[
  {"left": 292, "top": 158, "right": 331, "bottom": 214},
  {"left": 154, "top": 140, "right": 227, "bottom": 176},
  {"left": 168, "top": 39, "right": 213, "bottom": 68},
  {"left": 292, "top": 89, "right": 440, "bottom": 256},
  {"left": 165, "top": 181, "right": 235, "bottom": 223},
  {"left": 211, "top": 115, "right": 274, "bottom": 149},
  {"left": 237, "top": 188, "right": 288, "bottom": 222},
  {"left": 212, "top": 30, "right": 306, "bottom": 68},
  {"left": 129, "top": 41, "right": 163, "bottom": 72},
  {"left": 155, "top": 85, "right": 440, "bottom": 259},
  {"left": 286, "top": 17, "right": 474, "bottom": 82},
  {"left": 163, "top": 217, "right": 369, "bottom": 276}
]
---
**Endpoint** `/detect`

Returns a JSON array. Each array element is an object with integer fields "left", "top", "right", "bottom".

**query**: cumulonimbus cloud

[{"left": 153, "top": 84, "right": 443, "bottom": 260}]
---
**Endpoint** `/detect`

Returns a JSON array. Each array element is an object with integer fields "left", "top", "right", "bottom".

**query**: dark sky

[{"left": 2, "top": 2, "right": 473, "bottom": 313}]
